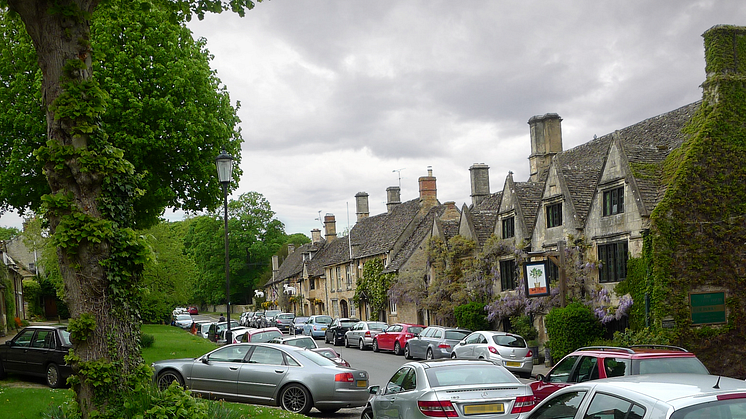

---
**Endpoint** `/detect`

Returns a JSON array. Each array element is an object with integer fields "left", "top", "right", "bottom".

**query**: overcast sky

[{"left": 2, "top": 1, "right": 744, "bottom": 236}]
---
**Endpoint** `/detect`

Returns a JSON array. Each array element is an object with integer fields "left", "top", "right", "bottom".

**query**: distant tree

[{"left": 0, "top": 226, "right": 20, "bottom": 241}]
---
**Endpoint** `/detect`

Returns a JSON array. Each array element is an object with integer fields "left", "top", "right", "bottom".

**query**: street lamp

[{"left": 216, "top": 149, "right": 234, "bottom": 340}]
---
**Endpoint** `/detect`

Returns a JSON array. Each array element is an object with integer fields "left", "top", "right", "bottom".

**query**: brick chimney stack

[
  {"left": 528, "top": 113, "right": 563, "bottom": 182},
  {"left": 419, "top": 166, "right": 437, "bottom": 206},
  {"left": 356, "top": 192, "right": 370, "bottom": 221},
  {"left": 324, "top": 214, "right": 337, "bottom": 242}
]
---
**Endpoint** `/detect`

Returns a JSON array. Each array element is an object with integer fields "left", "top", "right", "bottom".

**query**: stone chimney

[
  {"left": 469, "top": 163, "right": 490, "bottom": 207},
  {"left": 528, "top": 113, "right": 563, "bottom": 182},
  {"left": 386, "top": 186, "right": 401, "bottom": 213},
  {"left": 311, "top": 228, "right": 322, "bottom": 244},
  {"left": 419, "top": 166, "right": 437, "bottom": 206},
  {"left": 356, "top": 192, "right": 370, "bottom": 221},
  {"left": 324, "top": 214, "right": 337, "bottom": 242},
  {"left": 287, "top": 243, "right": 295, "bottom": 254},
  {"left": 442, "top": 201, "right": 460, "bottom": 221},
  {"left": 702, "top": 25, "right": 746, "bottom": 105},
  {"left": 271, "top": 255, "right": 279, "bottom": 280}
]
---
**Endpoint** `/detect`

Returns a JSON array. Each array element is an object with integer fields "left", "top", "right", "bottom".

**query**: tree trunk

[{"left": 8, "top": 2, "right": 140, "bottom": 417}]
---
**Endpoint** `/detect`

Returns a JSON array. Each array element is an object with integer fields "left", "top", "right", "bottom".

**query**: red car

[
  {"left": 530, "top": 345, "right": 709, "bottom": 402},
  {"left": 372, "top": 323, "right": 425, "bottom": 355},
  {"left": 187, "top": 306, "right": 199, "bottom": 315}
]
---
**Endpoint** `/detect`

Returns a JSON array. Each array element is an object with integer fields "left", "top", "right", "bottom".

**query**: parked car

[
  {"left": 207, "top": 320, "right": 240, "bottom": 342},
  {"left": 361, "top": 359, "right": 536, "bottom": 419},
  {"left": 519, "top": 374, "right": 746, "bottom": 419},
  {"left": 0, "top": 325, "right": 72, "bottom": 388},
  {"left": 268, "top": 335, "right": 318, "bottom": 350},
  {"left": 263, "top": 309, "right": 282, "bottom": 327},
  {"left": 302, "top": 315, "right": 333, "bottom": 339},
  {"left": 312, "top": 347, "right": 351, "bottom": 367},
  {"left": 373, "top": 323, "right": 424, "bottom": 355},
  {"left": 190, "top": 320, "right": 212, "bottom": 336},
  {"left": 290, "top": 316, "right": 309, "bottom": 335},
  {"left": 220, "top": 326, "right": 251, "bottom": 344},
  {"left": 152, "top": 343, "right": 370, "bottom": 415},
  {"left": 324, "top": 317, "right": 360, "bottom": 345},
  {"left": 273, "top": 312, "right": 295, "bottom": 332},
  {"left": 239, "top": 311, "right": 254, "bottom": 327},
  {"left": 173, "top": 314, "right": 194, "bottom": 329},
  {"left": 530, "top": 345, "right": 710, "bottom": 402},
  {"left": 451, "top": 331, "right": 534, "bottom": 378},
  {"left": 234, "top": 327, "right": 283, "bottom": 344},
  {"left": 345, "top": 321, "right": 388, "bottom": 350},
  {"left": 187, "top": 306, "right": 199, "bottom": 315},
  {"left": 198, "top": 322, "right": 213, "bottom": 339},
  {"left": 404, "top": 326, "right": 470, "bottom": 360},
  {"left": 249, "top": 312, "right": 266, "bottom": 328}
]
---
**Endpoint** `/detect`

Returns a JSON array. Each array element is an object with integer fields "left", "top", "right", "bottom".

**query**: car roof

[
  {"left": 20, "top": 325, "right": 67, "bottom": 331},
  {"left": 572, "top": 374, "right": 746, "bottom": 409},
  {"left": 569, "top": 345, "right": 698, "bottom": 359}
]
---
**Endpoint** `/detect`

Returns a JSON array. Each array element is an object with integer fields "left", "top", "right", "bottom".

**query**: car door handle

[
  {"left": 230, "top": 366, "right": 238, "bottom": 371},
  {"left": 275, "top": 370, "right": 284, "bottom": 374}
]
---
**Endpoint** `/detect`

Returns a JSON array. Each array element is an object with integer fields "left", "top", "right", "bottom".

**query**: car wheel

[
  {"left": 451, "top": 352, "right": 457, "bottom": 359},
  {"left": 394, "top": 341, "right": 402, "bottom": 356},
  {"left": 345, "top": 337, "right": 350, "bottom": 348},
  {"left": 359, "top": 338, "right": 366, "bottom": 350},
  {"left": 333, "top": 337, "right": 340, "bottom": 346},
  {"left": 156, "top": 370, "right": 185, "bottom": 391},
  {"left": 426, "top": 348, "right": 434, "bottom": 360},
  {"left": 404, "top": 344, "right": 412, "bottom": 359},
  {"left": 46, "top": 363, "right": 62, "bottom": 388},
  {"left": 280, "top": 383, "right": 313, "bottom": 415},
  {"left": 361, "top": 406, "right": 374, "bottom": 419},
  {"left": 373, "top": 339, "right": 379, "bottom": 352}
]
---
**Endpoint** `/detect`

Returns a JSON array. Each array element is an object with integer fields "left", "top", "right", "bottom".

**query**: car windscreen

[
  {"left": 295, "top": 349, "right": 338, "bottom": 367},
  {"left": 176, "top": 314, "right": 192, "bottom": 321},
  {"left": 493, "top": 335, "right": 526, "bottom": 348},
  {"left": 444, "top": 330, "right": 470, "bottom": 340},
  {"left": 369, "top": 322, "right": 387, "bottom": 331},
  {"left": 316, "top": 316, "right": 333, "bottom": 324},
  {"left": 425, "top": 365, "right": 518, "bottom": 387},
  {"left": 635, "top": 357, "right": 710, "bottom": 374},
  {"left": 408, "top": 326, "right": 424, "bottom": 334}
]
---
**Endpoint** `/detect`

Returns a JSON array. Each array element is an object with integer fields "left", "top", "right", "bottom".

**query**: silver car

[
  {"left": 404, "top": 326, "right": 471, "bottom": 360},
  {"left": 451, "top": 331, "right": 533, "bottom": 378},
  {"left": 519, "top": 373, "right": 746, "bottom": 419},
  {"left": 152, "top": 343, "right": 370, "bottom": 415},
  {"left": 345, "top": 321, "right": 388, "bottom": 350},
  {"left": 362, "top": 359, "right": 536, "bottom": 419}
]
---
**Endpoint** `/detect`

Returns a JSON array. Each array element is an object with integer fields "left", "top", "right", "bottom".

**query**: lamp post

[{"left": 216, "top": 149, "right": 234, "bottom": 340}]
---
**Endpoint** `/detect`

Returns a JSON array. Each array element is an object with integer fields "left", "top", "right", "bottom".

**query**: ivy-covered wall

[{"left": 650, "top": 25, "right": 746, "bottom": 378}]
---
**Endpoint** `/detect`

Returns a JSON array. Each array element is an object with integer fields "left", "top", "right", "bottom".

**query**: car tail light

[
  {"left": 418, "top": 400, "right": 458, "bottom": 417},
  {"left": 365, "top": 331, "right": 371, "bottom": 337},
  {"left": 489, "top": 346, "right": 498, "bottom": 354},
  {"left": 718, "top": 393, "right": 746, "bottom": 400},
  {"left": 405, "top": 333, "right": 413, "bottom": 338},
  {"left": 335, "top": 372, "right": 355, "bottom": 382},
  {"left": 438, "top": 343, "right": 451, "bottom": 350},
  {"left": 510, "top": 395, "right": 537, "bottom": 414},
  {"left": 527, "top": 349, "right": 533, "bottom": 358}
]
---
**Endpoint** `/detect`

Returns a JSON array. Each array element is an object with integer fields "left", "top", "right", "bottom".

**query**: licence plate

[
  {"left": 357, "top": 380, "right": 367, "bottom": 387},
  {"left": 321, "top": 327, "right": 327, "bottom": 331},
  {"left": 464, "top": 403, "right": 504, "bottom": 415},
  {"left": 505, "top": 361, "right": 521, "bottom": 367}
]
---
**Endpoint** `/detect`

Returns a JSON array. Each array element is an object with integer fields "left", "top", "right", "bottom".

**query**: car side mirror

[
  {"left": 5, "top": 340, "right": 12, "bottom": 346},
  {"left": 201, "top": 357, "right": 210, "bottom": 365},
  {"left": 535, "top": 373, "right": 546, "bottom": 382},
  {"left": 369, "top": 385, "right": 380, "bottom": 395}
]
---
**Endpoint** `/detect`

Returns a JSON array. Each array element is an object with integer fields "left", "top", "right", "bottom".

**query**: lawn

[{"left": 0, "top": 324, "right": 306, "bottom": 419}]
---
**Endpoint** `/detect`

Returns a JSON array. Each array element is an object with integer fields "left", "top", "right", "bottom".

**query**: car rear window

[
  {"left": 369, "top": 322, "right": 387, "bottom": 331},
  {"left": 249, "top": 330, "right": 283, "bottom": 342},
  {"left": 340, "top": 321, "right": 358, "bottom": 327},
  {"left": 296, "top": 350, "right": 338, "bottom": 367},
  {"left": 316, "top": 316, "right": 333, "bottom": 324},
  {"left": 492, "top": 334, "right": 526, "bottom": 348},
  {"left": 286, "top": 338, "right": 317, "bottom": 349},
  {"left": 59, "top": 329, "right": 72, "bottom": 346},
  {"left": 425, "top": 365, "right": 517, "bottom": 387},
  {"left": 672, "top": 397, "right": 746, "bottom": 419},
  {"left": 445, "top": 330, "right": 470, "bottom": 340},
  {"left": 408, "top": 326, "right": 423, "bottom": 334},
  {"left": 635, "top": 357, "right": 709, "bottom": 375}
]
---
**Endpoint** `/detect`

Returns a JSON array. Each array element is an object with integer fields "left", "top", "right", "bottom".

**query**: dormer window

[
  {"left": 546, "top": 203, "right": 562, "bottom": 228},
  {"left": 603, "top": 186, "right": 625, "bottom": 216},
  {"left": 502, "top": 216, "right": 515, "bottom": 239}
]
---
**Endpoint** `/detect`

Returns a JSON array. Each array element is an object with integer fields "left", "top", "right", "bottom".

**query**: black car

[
  {"left": 324, "top": 317, "right": 360, "bottom": 346},
  {"left": 0, "top": 325, "right": 72, "bottom": 388}
]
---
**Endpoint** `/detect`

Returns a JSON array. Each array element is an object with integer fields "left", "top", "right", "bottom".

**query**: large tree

[{"left": 0, "top": 1, "right": 256, "bottom": 417}]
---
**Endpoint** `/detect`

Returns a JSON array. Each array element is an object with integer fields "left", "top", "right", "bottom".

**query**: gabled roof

[
  {"left": 270, "top": 241, "right": 325, "bottom": 285},
  {"left": 617, "top": 101, "right": 699, "bottom": 214},
  {"left": 472, "top": 191, "right": 503, "bottom": 212},
  {"left": 511, "top": 181, "right": 544, "bottom": 237},
  {"left": 349, "top": 198, "right": 422, "bottom": 259},
  {"left": 385, "top": 205, "right": 446, "bottom": 273}
]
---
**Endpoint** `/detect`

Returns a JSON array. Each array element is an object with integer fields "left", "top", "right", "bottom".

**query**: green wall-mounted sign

[{"left": 690, "top": 291, "right": 726, "bottom": 325}]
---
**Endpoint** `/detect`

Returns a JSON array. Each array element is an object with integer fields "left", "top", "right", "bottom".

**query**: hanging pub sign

[{"left": 524, "top": 261, "right": 550, "bottom": 297}]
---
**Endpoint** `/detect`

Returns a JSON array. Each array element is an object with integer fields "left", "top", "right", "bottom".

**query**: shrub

[
  {"left": 141, "top": 333, "right": 155, "bottom": 348},
  {"left": 454, "top": 301, "right": 490, "bottom": 331},
  {"left": 509, "top": 315, "right": 538, "bottom": 342},
  {"left": 545, "top": 302, "right": 602, "bottom": 360},
  {"left": 611, "top": 327, "right": 673, "bottom": 347}
]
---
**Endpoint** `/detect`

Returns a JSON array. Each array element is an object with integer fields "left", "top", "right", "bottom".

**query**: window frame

[
  {"left": 598, "top": 241, "right": 628, "bottom": 283},
  {"left": 502, "top": 216, "right": 515, "bottom": 239},
  {"left": 546, "top": 202, "right": 563, "bottom": 228},
  {"left": 603, "top": 186, "right": 625, "bottom": 216},
  {"left": 500, "top": 259, "right": 517, "bottom": 291}
]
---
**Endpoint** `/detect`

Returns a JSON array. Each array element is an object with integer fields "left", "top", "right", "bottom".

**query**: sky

[{"left": 1, "top": 1, "right": 744, "bottom": 237}]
